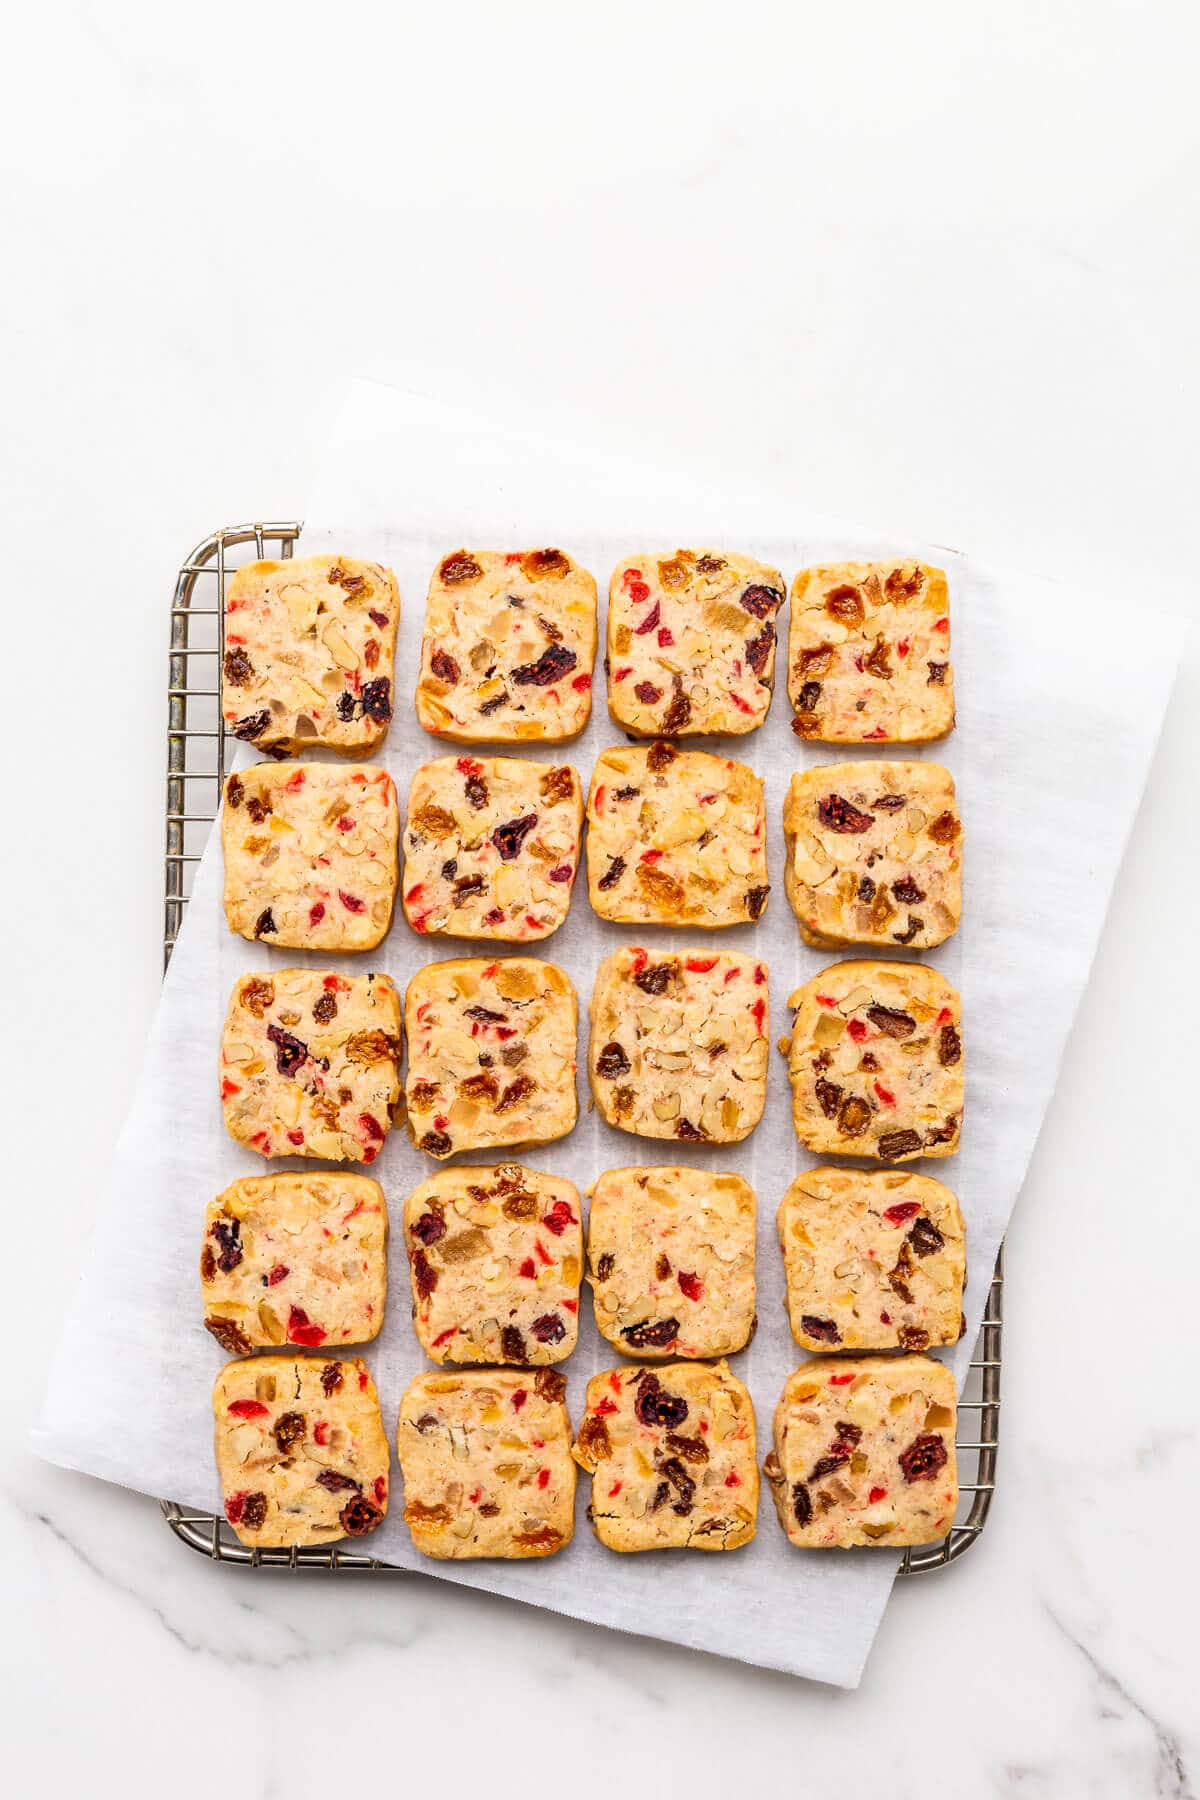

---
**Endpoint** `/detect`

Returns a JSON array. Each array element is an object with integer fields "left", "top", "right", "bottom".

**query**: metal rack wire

[{"left": 159, "top": 522, "right": 1001, "bottom": 1576}]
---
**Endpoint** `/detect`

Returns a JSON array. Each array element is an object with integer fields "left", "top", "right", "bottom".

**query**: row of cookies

[
  {"left": 222, "top": 749, "right": 962, "bottom": 951},
  {"left": 218, "top": 954, "right": 964, "bottom": 1166},
  {"left": 214, "top": 1351, "right": 959, "bottom": 1556},
  {"left": 220, "top": 550, "right": 954, "bottom": 754}
]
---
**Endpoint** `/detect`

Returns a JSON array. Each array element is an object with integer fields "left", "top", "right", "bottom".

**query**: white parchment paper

[{"left": 34, "top": 382, "right": 1184, "bottom": 1687}]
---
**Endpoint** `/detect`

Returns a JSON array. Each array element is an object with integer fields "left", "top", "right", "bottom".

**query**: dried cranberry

[
  {"left": 205, "top": 1315, "right": 250, "bottom": 1355},
  {"left": 411, "top": 1210, "right": 446, "bottom": 1246},
  {"left": 878, "top": 1128, "right": 923, "bottom": 1160},
  {"left": 253, "top": 907, "right": 276, "bottom": 938},
  {"left": 223, "top": 646, "right": 253, "bottom": 686},
  {"left": 320, "top": 1363, "right": 344, "bottom": 1396},
  {"left": 634, "top": 1371, "right": 688, "bottom": 1425},
  {"left": 315, "top": 1468, "right": 360, "bottom": 1493},
  {"left": 596, "top": 1041, "right": 631, "bottom": 1079},
  {"left": 838, "top": 1095, "right": 872, "bottom": 1137},
  {"left": 740, "top": 583, "right": 781, "bottom": 619},
  {"left": 491, "top": 813, "right": 538, "bottom": 860},
  {"left": 744, "top": 623, "right": 775, "bottom": 675},
  {"left": 501, "top": 1325, "right": 527, "bottom": 1361},
  {"left": 360, "top": 678, "right": 392, "bottom": 722},
  {"left": 938, "top": 1024, "right": 962, "bottom": 1066},
  {"left": 866, "top": 1004, "right": 915, "bottom": 1038},
  {"left": 511, "top": 643, "right": 577, "bottom": 686},
  {"left": 793, "top": 1483, "right": 813, "bottom": 1527},
  {"left": 232, "top": 710, "right": 270, "bottom": 741},
  {"left": 340, "top": 1495, "right": 384, "bottom": 1536},
  {"left": 412, "top": 1249, "right": 438, "bottom": 1298},
  {"left": 892, "top": 877, "right": 925, "bottom": 905},
  {"left": 368, "top": 608, "right": 388, "bottom": 628},
  {"left": 530, "top": 1312, "right": 566, "bottom": 1345},
  {"left": 542, "top": 1200, "right": 575, "bottom": 1236},
  {"left": 908, "top": 1215, "right": 945, "bottom": 1257},
  {"left": 623, "top": 1318, "right": 680, "bottom": 1351},
  {"left": 898, "top": 1433, "right": 949, "bottom": 1483},
  {"left": 266, "top": 1023, "right": 308, "bottom": 1076},
  {"left": 430, "top": 647, "right": 460, "bottom": 684},
  {"left": 801, "top": 1315, "right": 841, "bottom": 1344},
  {"left": 211, "top": 1217, "right": 243, "bottom": 1273},
  {"left": 634, "top": 962, "right": 674, "bottom": 996},
  {"left": 817, "top": 793, "right": 873, "bottom": 833},
  {"left": 746, "top": 884, "right": 769, "bottom": 920},
  {"left": 273, "top": 1410, "right": 306, "bottom": 1453}
]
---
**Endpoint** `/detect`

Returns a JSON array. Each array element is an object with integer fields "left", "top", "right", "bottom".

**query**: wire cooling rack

[{"left": 159, "top": 522, "right": 1001, "bottom": 1575}]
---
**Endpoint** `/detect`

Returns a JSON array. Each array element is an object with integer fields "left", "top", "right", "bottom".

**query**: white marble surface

[{"left": 4, "top": 1, "right": 1199, "bottom": 1792}]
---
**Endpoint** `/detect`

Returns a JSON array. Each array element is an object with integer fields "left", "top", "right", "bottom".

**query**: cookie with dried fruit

[
  {"left": 415, "top": 548, "right": 597, "bottom": 744},
  {"left": 764, "top": 1355, "right": 958, "bottom": 1547},
  {"left": 222, "top": 555, "right": 399, "bottom": 755},
  {"left": 214, "top": 1355, "right": 390, "bottom": 1548},
  {"left": 397, "top": 1367, "right": 575, "bottom": 1558},
  {"left": 788, "top": 560, "right": 954, "bottom": 743}
]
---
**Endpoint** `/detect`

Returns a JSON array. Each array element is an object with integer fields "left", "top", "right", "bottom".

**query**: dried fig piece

[
  {"left": 908, "top": 1215, "right": 945, "bottom": 1257},
  {"left": 745, "top": 884, "right": 769, "bottom": 920},
  {"left": 491, "top": 813, "right": 538, "bottom": 860},
  {"left": 800, "top": 1315, "right": 841, "bottom": 1344},
  {"left": 878, "top": 1128, "right": 923, "bottom": 1160},
  {"left": 661, "top": 686, "right": 691, "bottom": 734},
  {"left": 266, "top": 1023, "right": 308, "bottom": 1076},
  {"left": 634, "top": 1371, "right": 687, "bottom": 1425},
  {"left": 898, "top": 1432, "right": 948, "bottom": 1483},
  {"left": 205, "top": 1316, "right": 251, "bottom": 1355},
  {"left": 817, "top": 794, "right": 873, "bottom": 833},
  {"left": 937, "top": 1024, "right": 962, "bottom": 1067},
  {"left": 744, "top": 624, "right": 775, "bottom": 675},
  {"left": 622, "top": 1315, "right": 681, "bottom": 1352},
  {"left": 500, "top": 1325, "right": 527, "bottom": 1361},
  {"left": 512, "top": 643, "right": 577, "bottom": 686},
  {"left": 866, "top": 1004, "right": 915, "bottom": 1039},
  {"left": 740, "top": 583, "right": 782, "bottom": 619},
  {"left": 815, "top": 1077, "right": 843, "bottom": 1119}
]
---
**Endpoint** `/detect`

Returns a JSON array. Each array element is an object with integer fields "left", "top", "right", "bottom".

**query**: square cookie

[
  {"left": 415, "top": 547, "right": 597, "bottom": 743},
  {"left": 214, "top": 1354, "right": 390, "bottom": 1548},
  {"left": 397, "top": 1367, "right": 575, "bottom": 1558},
  {"left": 222, "top": 555, "right": 399, "bottom": 755},
  {"left": 402, "top": 756, "right": 582, "bottom": 941},
  {"left": 788, "top": 559, "right": 954, "bottom": 743},
  {"left": 764, "top": 1355, "right": 958, "bottom": 1547},
  {"left": 404, "top": 957, "right": 578, "bottom": 1159},
  {"left": 222, "top": 763, "right": 399, "bottom": 951},
  {"left": 404, "top": 1164, "right": 582, "bottom": 1365},
  {"left": 588, "top": 948, "right": 769, "bottom": 1144},
  {"left": 221, "top": 969, "right": 401, "bottom": 1163},
  {"left": 586, "top": 742, "right": 769, "bottom": 927},
  {"left": 607, "top": 550, "right": 784, "bottom": 737},
  {"left": 572, "top": 1362, "right": 758, "bottom": 1551},
  {"left": 778, "top": 1168, "right": 965, "bottom": 1353},
  {"left": 587, "top": 1167, "right": 756, "bottom": 1358},
  {"left": 785, "top": 961, "right": 962, "bottom": 1162},
  {"left": 201, "top": 1172, "right": 388, "bottom": 1356},
  {"left": 783, "top": 760, "right": 962, "bottom": 950}
]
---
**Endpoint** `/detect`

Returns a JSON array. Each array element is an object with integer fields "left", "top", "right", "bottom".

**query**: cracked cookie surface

[
  {"left": 222, "top": 555, "right": 399, "bottom": 755},
  {"left": 783, "top": 761, "right": 961, "bottom": 950},
  {"left": 586, "top": 742, "right": 768, "bottom": 927},
  {"left": 398, "top": 1367, "right": 575, "bottom": 1558},
  {"left": 403, "top": 1164, "right": 582, "bottom": 1365},
  {"left": 587, "top": 1167, "right": 756, "bottom": 1358},
  {"left": 785, "top": 960, "right": 962, "bottom": 1161},
  {"left": 220, "top": 970, "right": 401, "bottom": 1163},
  {"left": 222, "top": 763, "right": 399, "bottom": 951},
  {"left": 573, "top": 1361, "right": 757, "bottom": 1551},
  {"left": 764, "top": 1355, "right": 958, "bottom": 1547},
  {"left": 404, "top": 957, "right": 578, "bottom": 1158},
  {"left": 588, "top": 947, "right": 769, "bottom": 1143},
  {"left": 202, "top": 1173, "right": 388, "bottom": 1355},
  {"left": 607, "top": 550, "right": 784, "bottom": 737},
  {"left": 402, "top": 756, "right": 582, "bottom": 941},
  {"left": 415, "top": 548, "right": 597, "bottom": 743},
  {"left": 788, "top": 559, "right": 954, "bottom": 743},
  {"left": 214, "top": 1354, "right": 389, "bottom": 1548},
  {"left": 778, "top": 1168, "right": 965, "bottom": 1353}
]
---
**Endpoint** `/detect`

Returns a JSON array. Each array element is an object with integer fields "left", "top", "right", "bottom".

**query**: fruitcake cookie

[
  {"left": 397, "top": 1367, "right": 575, "bottom": 1558},
  {"left": 778, "top": 1168, "right": 965, "bottom": 1353},
  {"left": 586, "top": 1167, "right": 756, "bottom": 1358},
  {"left": 573, "top": 1362, "right": 757, "bottom": 1551},
  {"left": 586, "top": 742, "right": 769, "bottom": 927},
  {"left": 607, "top": 550, "right": 784, "bottom": 737},
  {"left": 214, "top": 1355, "right": 389, "bottom": 1548},
  {"left": 788, "top": 559, "right": 954, "bottom": 743},
  {"left": 222, "top": 763, "right": 399, "bottom": 951},
  {"left": 402, "top": 756, "right": 582, "bottom": 941},
  {"left": 221, "top": 970, "right": 401, "bottom": 1163},
  {"left": 404, "top": 957, "right": 578, "bottom": 1158},
  {"left": 763, "top": 1355, "right": 958, "bottom": 1547},
  {"left": 784, "top": 961, "right": 962, "bottom": 1161},
  {"left": 403, "top": 1164, "right": 582, "bottom": 1365},
  {"left": 415, "top": 548, "right": 597, "bottom": 743},
  {"left": 202, "top": 1173, "right": 388, "bottom": 1355},
  {"left": 222, "top": 555, "right": 399, "bottom": 755},
  {"left": 588, "top": 948, "right": 768, "bottom": 1144},
  {"left": 783, "top": 761, "right": 962, "bottom": 950}
]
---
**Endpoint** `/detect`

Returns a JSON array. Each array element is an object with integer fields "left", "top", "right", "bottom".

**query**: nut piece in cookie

[
  {"left": 202, "top": 1173, "right": 388, "bottom": 1354},
  {"left": 764, "top": 1355, "right": 958, "bottom": 1547},
  {"left": 222, "top": 763, "right": 399, "bottom": 951},
  {"left": 404, "top": 957, "right": 578, "bottom": 1159},
  {"left": 787, "top": 560, "right": 954, "bottom": 743},
  {"left": 588, "top": 948, "right": 768, "bottom": 1144},
  {"left": 415, "top": 548, "right": 597, "bottom": 744},
  {"left": 222, "top": 555, "right": 399, "bottom": 756},
  {"left": 607, "top": 550, "right": 784, "bottom": 738},
  {"left": 403, "top": 1164, "right": 582, "bottom": 1365},
  {"left": 783, "top": 960, "right": 962, "bottom": 1161},
  {"left": 402, "top": 756, "right": 582, "bottom": 941},
  {"left": 587, "top": 1167, "right": 756, "bottom": 1359},
  {"left": 573, "top": 1361, "right": 757, "bottom": 1551},
  {"left": 397, "top": 1368, "right": 575, "bottom": 1558},
  {"left": 783, "top": 761, "right": 961, "bottom": 950},
  {"left": 586, "top": 743, "right": 768, "bottom": 927},
  {"left": 777, "top": 1168, "right": 965, "bottom": 1353},
  {"left": 220, "top": 969, "right": 401, "bottom": 1163},
  {"left": 213, "top": 1355, "right": 390, "bottom": 1548}
]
